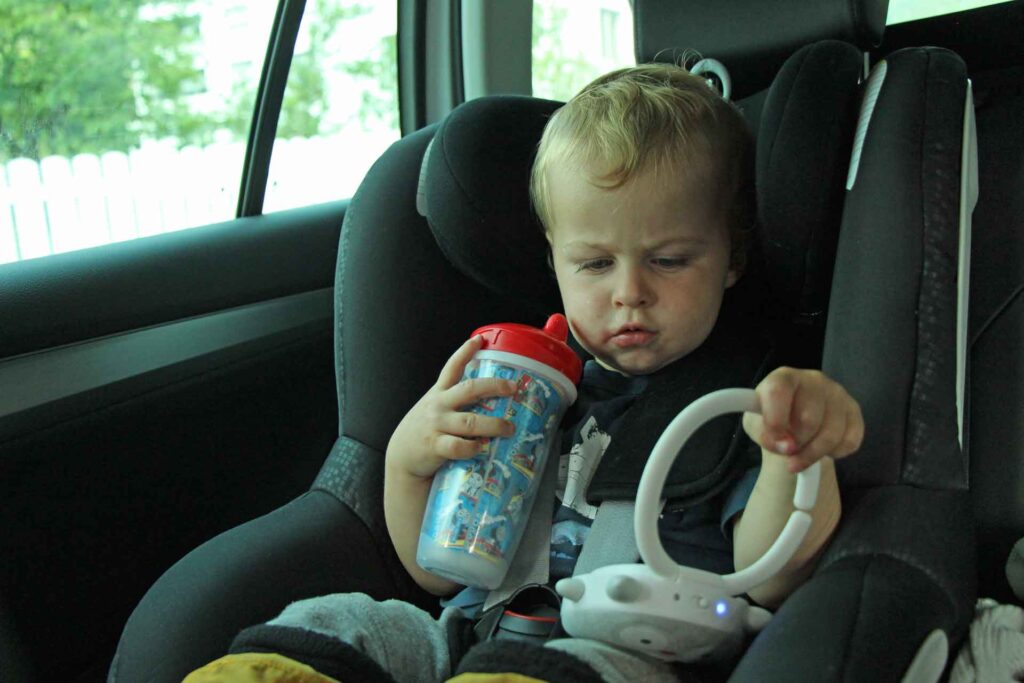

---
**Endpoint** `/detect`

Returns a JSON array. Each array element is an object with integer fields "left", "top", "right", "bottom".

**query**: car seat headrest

[
  {"left": 419, "top": 40, "right": 862, "bottom": 340},
  {"left": 417, "top": 95, "right": 563, "bottom": 315},
  {"left": 634, "top": 0, "right": 887, "bottom": 99},
  {"left": 756, "top": 40, "right": 863, "bottom": 330}
]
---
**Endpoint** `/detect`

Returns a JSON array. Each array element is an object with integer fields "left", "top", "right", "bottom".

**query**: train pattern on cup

[{"left": 421, "top": 358, "right": 564, "bottom": 564}]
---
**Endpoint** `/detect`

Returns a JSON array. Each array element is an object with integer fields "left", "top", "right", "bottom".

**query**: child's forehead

[
  {"left": 557, "top": 228, "right": 716, "bottom": 253},
  {"left": 549, "top": 163, "right": 724, "bottom": 225},
  {"left": 548, "top": 151, "right": 714, "bottom": 199}
]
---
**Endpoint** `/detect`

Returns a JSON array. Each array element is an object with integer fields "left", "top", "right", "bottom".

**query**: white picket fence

[{"left": 0, "top": 131, "right": 394, "bottom": 266}]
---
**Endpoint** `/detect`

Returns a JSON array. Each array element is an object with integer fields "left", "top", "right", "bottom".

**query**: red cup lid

[{"left": 471, "top": 313, "right": 582, "bottom": 385}]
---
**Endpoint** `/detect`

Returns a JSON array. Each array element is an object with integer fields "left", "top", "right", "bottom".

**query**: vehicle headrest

[
  {"left": 634, "top": 0, "right": 887, "bottom": 99},
  {"left": 417, "top": 95, "right": 563, "bottom": 316},
  {"left": 756, "top": 40, "right": 863, "bottom": 327}
]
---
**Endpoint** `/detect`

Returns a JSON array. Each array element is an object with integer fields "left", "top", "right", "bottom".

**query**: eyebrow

[{"left": 562, "top": 236, "right": 709, "bottom": 251}]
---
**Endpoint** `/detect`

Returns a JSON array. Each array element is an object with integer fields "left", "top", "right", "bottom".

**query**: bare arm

[
  {"left": 384, "top": 335, "right": 516, "bottom": 596},
  {"left": 736, "top": 367, "right": 864, "bottom": 608},
  {"left": 384, "top": 459, "right": 460, "bottom": 595},
  {"left": 732, "top": 453, "right": 841, "bottom": 608}
]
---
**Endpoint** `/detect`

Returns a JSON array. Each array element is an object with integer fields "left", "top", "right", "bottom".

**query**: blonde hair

[{"left": 530, "top": 62, "right": 755, "bottom": 271}]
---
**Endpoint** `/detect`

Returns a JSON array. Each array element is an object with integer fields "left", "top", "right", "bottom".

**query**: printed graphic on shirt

[{"left": 557, "top": 415, "right": 610, "bottom": 520}]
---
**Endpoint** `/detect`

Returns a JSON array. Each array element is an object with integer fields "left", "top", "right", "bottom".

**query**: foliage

[
  {"left": 221, "top": 0, "right": 397, "bottom": 140},
  {"left": 0, "top": 0, "right": 209, "bottom": 160},
  {"left": 222, "top": 0, "right": 362, "bottom": 140},
  {"left": 344, "top": 34, "right": 398, "bottom": 131},
  {"left": 531, "top": 2, "right": 598, "bottom": 102},
  {"left": 0, "top": 0, "right": 399, "bottom": 160}
]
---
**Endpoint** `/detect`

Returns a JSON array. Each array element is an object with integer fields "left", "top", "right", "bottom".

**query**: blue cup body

[{"left": 416, "top": 351, "right": 573, "bottom": 589}]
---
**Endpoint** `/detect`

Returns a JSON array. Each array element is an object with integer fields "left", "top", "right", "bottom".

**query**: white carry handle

[
  {"left": 690, "top": 58, "right": 732, "bottom": 100},
  {"left": 634, "top": 388, "right": 821, "bottom": 596}
]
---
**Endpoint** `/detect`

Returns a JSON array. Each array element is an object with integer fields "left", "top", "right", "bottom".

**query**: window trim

[
  {"left": 400, "top": 0, "right": 466, "bottom": 132},
  {"left": 237, "top": 0, "right": 306, "bottom": 217}
]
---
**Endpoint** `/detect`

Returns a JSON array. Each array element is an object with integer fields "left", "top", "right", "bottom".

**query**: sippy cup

[{"left": 416, "top": 313, "right": 582, "bottom": 590}]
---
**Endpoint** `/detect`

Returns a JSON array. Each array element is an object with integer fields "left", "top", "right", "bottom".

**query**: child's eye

[
  {"left": 651, "top": 256, "right": 690, "bottom": 269},
  {"left": 575, "top": 258, "right": 613, "bottom": 272}
]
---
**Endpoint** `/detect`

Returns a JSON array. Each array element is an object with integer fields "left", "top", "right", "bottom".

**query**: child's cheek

[{"left": 567, "top": 317, "right": 598, "bottom": 354}]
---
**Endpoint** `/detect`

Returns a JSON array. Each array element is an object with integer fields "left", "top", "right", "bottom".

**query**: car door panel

[{"left": 0, "top": 204, "right": 344, "bottom": 681}]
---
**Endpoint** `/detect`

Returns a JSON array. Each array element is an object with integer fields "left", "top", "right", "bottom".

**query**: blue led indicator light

[{"left": 715, "top": 600, "right": 728, "bottom": 616}]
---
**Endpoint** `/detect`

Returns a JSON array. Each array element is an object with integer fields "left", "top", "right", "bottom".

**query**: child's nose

[{"left": 613, "top": 266, "right": 653, "bottom": 308}]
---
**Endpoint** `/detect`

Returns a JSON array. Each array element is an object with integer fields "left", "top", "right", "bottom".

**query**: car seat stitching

[
  {"left": 336, "top": 211, "right": 353, "bottom": 434},
  {"left": 903, "top": 50, "right": 932, "bottom": 484},
  {"left": 907, "top": 48, "right": 969, "bottom": 489}
]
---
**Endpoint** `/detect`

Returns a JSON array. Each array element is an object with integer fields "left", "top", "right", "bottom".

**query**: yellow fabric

[
  {"left": 445, "top": 674, "right": 548, "bottom": 683},
  {"left": 182, "top": 653, "right": 340, "bottom": 683}
]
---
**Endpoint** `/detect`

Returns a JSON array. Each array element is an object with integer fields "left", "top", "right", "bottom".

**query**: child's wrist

[{"left": 384, "top": 452, "right": 438, "bottom": 484}]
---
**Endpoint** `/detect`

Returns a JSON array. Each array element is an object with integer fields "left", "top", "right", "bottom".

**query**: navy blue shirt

[{"left": 550, "top": 360, "right": 758, "bottom": 579}]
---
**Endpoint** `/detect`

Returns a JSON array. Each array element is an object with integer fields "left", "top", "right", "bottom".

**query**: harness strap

[{"left": 572, "top": 500, "right": 641, "bottom": 576}]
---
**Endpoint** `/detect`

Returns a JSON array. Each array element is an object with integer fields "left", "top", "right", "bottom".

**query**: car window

[
  {"left": 532, "top": 0, "right": 635, "bottom": 102},
  {"left": 264, "top": 1, "right": 397, "bottom": 213},
  {"left": 886, "top": 0, "right": 1011, "bottom": 24},
  {"left": 0, "top": 1, "right": 398, "bottom": 266}
]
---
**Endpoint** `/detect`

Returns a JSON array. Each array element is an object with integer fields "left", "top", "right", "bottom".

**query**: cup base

[{"left": 417, "top": 534, "right": 509, "bottom": 590}]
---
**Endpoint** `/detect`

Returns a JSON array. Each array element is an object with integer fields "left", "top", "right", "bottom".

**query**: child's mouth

[{"left": 609, "top": 326, "right": 655, "bottom": 348}]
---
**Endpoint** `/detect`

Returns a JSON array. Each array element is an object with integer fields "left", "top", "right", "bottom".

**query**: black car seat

[
  {"left": 731, "top": 44, "right": 978, "bottom": 681},
  {"left": 948, "top": 1, "right": 1024, "bottom": 608},
  {"left": 109, "top": 1, "right": 975, "bottom": 681}
]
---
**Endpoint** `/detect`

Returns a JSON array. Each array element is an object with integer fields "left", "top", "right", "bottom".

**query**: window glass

[
  {"left": 887, "top": 0, "right": 1010, "bottom": 24},
  {"left": 263, "top": 1, "right": 398, "bottom": 213},
  {"left": 0, "top": 1, "right": 398, "bottom": 266},
  {"left": 0, "top": 1, "right": 267, "bottom": 264},
  {"left": 532, "top": 0, "right": 635, "bottom": 102}
]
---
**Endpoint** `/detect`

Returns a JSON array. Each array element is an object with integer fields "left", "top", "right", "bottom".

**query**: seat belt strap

[
  {"left": 571, "top": 500, "right": 641, "bottom": 576},
  {"left": 483, "top": 441, "right": 560, "bottom": 612}
]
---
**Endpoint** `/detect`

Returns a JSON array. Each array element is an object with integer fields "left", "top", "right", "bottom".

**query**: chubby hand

[
  {"left": 742, "top": 367, "right": 864, "bottom": 473},
  {"left": 386, "top": 335, "right": 517, "bottom": 480}
]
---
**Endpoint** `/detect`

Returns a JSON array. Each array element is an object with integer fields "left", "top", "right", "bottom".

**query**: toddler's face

[{"left": 546, "top": 162, "right": 738, "bottom": 376}]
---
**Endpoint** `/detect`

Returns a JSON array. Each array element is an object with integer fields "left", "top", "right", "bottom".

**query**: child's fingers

[
  {"left": 433, "top": 433, "right": 490, "bottom": 460},
  {"left": 443, "top": 377, "right": 518, "bottom": 409},
  {"left": 436, "top": 336, "right": 484, "bottom": 389},
  {"left": 741, "top": 411, "right": 768, "bottom": 449},
  {"left": 833, "top": 401, "right": 865, "bottom": 459},
  {"left": 756, "top": 368, "right": 800, "bottom": 452},
  {"left": 437, "top": 411, "right": 515, "bottom": 440},
  {"left": 787, "top": 379, "right": 827, "bottom": 452},
  {"left": 786, "top": 402, "right": 844, "bottom": 472},
  {"left": 787, "top": 386, "right": 861, "bottom": 470}
]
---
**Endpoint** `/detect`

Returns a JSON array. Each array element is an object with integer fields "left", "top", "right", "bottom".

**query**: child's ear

[{"left": 726, "top": 268, "right": 741, "bottom": 288}]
